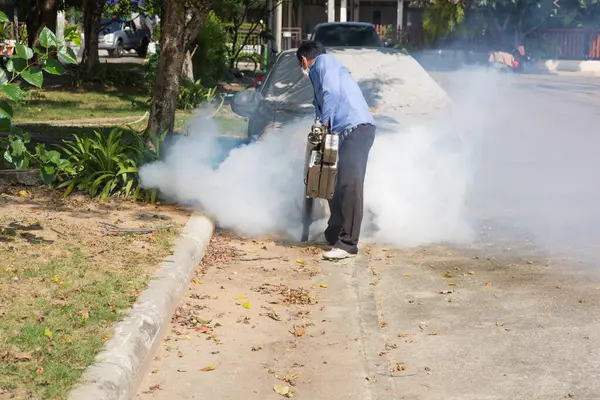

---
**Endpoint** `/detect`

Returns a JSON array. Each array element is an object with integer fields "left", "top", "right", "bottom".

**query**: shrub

[
  {"left": 55, "top": 128, "right": 166, "bottom": 202},
  {"left": 177, "top": 79, "right": 216, "bottom": 111},
  {"left": 193, "top": 11, "right": 229, "bottom": 87}
]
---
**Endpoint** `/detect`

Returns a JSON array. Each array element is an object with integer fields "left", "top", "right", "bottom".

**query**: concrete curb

[{"left": 67, "top": 212, "right": 215, "bottom": 400}]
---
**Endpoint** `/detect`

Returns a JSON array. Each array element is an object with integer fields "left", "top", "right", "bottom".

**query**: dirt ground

[
  {"left": 135, "top": 230, "right": 600, "bottom": 400},
  {"left": 0, "top": 185, "right": 190, "bottom": 399}
]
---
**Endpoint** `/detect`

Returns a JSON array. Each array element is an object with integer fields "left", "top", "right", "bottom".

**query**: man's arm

[
  {"left": 313, "top": 94, "right": 321, "bottom": 120},
  {"left": 313, "top": 58, "right": 341, "bottom": 128}
]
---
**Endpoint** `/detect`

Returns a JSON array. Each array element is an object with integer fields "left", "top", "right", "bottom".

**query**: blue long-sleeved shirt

[{"left": 309, "top": 54, "right": 376, "bottom": 134}]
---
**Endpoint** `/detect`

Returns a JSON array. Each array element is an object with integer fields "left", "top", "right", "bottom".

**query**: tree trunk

[
  {"left": 25, "top": 0, "right": 58, "bottom": 49},
  {"left": 181, "top": 49, "right": 195, "bottom": 82},
  {"left": 146, "top": 0, "right": 213, "bottom": 136},
  {"left": 82, "top": 0, "right": 107, "bottom": 75}
]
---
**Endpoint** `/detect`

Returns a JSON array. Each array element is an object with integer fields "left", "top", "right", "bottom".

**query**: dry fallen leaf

[
  {"left": 402, "top": 273, "right": 411, "bottom": 277},
  {"left": 177, "top": 351, "right": 183, "bottom": 358},
  {"left": 251, "top": 346, "right": 263, "bottom": 351},
  {"left": 296, "top": 260, "right": 305, "bottom": 265},
  {"left": 235, "top": 296, "right": 246, "bottom": 301},
  {"left": 266, "top": 310, "right": 281, "bottom": 321},
  {"left": 274, "top": 384, "right": 293, "bottom": 397},
  {"left": 44, "top": 328, "right": 53, "bottom": 340},
  {"left": 447, "top": 283, "right": 457, "bottom": 286},
  {"left": 200, "top": 365, "right": 216, "bottom": 372},
  {"left": 319, "top": 284, "right": 328, "bottom": 288},
  {"left": 196, "top": 326, "right": 212, "bottom": 334},
  {"left": 442, "top": 273, "right": 453, "bottom": 278},
  {"left": 293, "top": 327, "right": 305, "bottom": 337},
  {"left": 242, "top": 301, "right": 251, "bottom": 309},
  {"left": 397, "top": 333, "right": 410, "bottom": 337}
]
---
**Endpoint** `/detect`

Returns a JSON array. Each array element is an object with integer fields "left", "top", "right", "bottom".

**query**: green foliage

[
  {"left": 3, "top": 132, "right": 73, "bottom": 184},
  {"left": 55, "top": 128, "right": 166, "bottom": 202},
  {"left": 193, "top": 11, "right": 229, "bottom": 87},
  {"left": 144, "top": 51, "right": 160, "bottom": 93},
  {"left": 423, "top": 0, "right": 466, "bottom": 39},
  {"left": 64, "top": 25, "right": 81, "bottom": 46},
  {"left": 0, "top": 18, "right": 76, "bottom": 184},
  {"left": 177, "top": 79, "right": 217, "bottom": 111}
]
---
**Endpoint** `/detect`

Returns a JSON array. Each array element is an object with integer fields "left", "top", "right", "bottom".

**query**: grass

[
  {"left": 11, "top": 87, "right": 248, "bottom": 141},
  {"left": 0, "top": 190, "right": 185, "bottom": 399},
  {"left": 14, "top": 87, "right": 150, "bottom": 123}
]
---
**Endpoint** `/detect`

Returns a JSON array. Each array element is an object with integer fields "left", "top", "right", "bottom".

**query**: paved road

[
  {"left": 135, "top": 72, "right": 600, "bottom": 399},
  {"left": 429, "top": 70, "right": 600, "bottom": 264}
]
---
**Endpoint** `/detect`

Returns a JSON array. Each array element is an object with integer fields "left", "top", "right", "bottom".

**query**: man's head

[{"left": 296, "top": 41, "right": 326, "bottom": 74}]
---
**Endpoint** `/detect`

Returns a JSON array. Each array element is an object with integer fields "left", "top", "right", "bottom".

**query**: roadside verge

[{"left": 67, "top": 213, "right": 215, "bottom": 400}]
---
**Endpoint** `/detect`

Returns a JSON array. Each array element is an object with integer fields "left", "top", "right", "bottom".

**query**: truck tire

[{"left": 113, "top": 40, "right": 124, "bottom": 58}]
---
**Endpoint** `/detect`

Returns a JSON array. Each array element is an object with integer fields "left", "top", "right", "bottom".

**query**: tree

[
  {"left": 474, "top": 0, "right": 561, "bottom": 46},
  {"left": 25, "top": 0, "right": 59, "bottom": 48},
  {"left": 81, "top": 0, "right": 108, "bottom": 74},
  {"left": 215, "top": 0, "right": 266, "bottom": 68},
  {"left": 146, "top": 0, "right": 215, "bottom": 136},
  {"left": 422, "top": 0, "right": 467, "bottom": 40}
]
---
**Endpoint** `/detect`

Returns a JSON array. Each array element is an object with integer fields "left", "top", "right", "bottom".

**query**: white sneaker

[{"left": 322, "top": 248, "right": 356, "bottom": 260}]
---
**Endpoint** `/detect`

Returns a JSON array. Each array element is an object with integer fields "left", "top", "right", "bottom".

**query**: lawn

[
  {"left": 11, "top": 87, "right": 248, "bottom": 141},
  {"left": 14, "top": 87, "right": 150, "bottom": 123},
  {"left": 0, "top": 187, "right": 190, "bottom": 399}
]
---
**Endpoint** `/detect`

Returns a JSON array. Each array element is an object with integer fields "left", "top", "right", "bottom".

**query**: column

[
  {"left": 340, "top": 0, "right": 347, "bottom": 22},
  {"left": 396, "top": 0, "right": 404, "bottom": 31},
  {"left": 353, "top": 0, "right": 360, "bottom": 22},
  {"left": 57, "top": 11, "right": 65, "bottom": 43},
  {"left": 275, "top": 0, "right": 283, "bottom": 52},
  {"left": 327, "top": 0, "right": 335, "bottom": 22}
]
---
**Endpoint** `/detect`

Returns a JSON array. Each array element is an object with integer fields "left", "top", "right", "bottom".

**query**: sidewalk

[
  {"left": 133, "top": 233, "right": 600, "bottom": 399},
  {"left": 134, "top": 234, "right": 391, "bottom": 400}
]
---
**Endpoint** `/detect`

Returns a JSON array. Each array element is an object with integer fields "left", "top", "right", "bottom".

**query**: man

[{"left": 297, "top": 40, "right": 376, "bottom": 260}]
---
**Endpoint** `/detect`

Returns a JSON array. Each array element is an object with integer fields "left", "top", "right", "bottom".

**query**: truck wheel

[
  {"left": 114, "top": 40, "right": 124, "bottom": 58},
  {"left": 137, "top": 39, "right": 148, "bottom": 57}
]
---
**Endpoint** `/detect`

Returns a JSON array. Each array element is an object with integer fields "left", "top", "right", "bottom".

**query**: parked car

[
  {"left": 98, "top": 17, "right": 150, "bottom": 58},
  {"left": 310, "top": 22, "right": 394, "bottom": 48},
  {"left": 231, "top": 47, "right": 450, "bottom": 141}
]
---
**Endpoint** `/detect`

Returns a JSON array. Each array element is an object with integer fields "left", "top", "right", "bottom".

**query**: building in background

[{"left": 268, "top": 0, "right": 424, "bottom": 51}]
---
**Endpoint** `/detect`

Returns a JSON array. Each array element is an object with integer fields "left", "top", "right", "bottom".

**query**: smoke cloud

[
  {"left": 140, "top": 65, "right": 600, "bottom": 260},
  {"left": 140, "top": 102, "right": 474, "bottom": 247}
]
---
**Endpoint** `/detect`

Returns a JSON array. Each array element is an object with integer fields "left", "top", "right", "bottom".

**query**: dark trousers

[{"left": 324, "top": 124, "right": 376, "bottom": 254}]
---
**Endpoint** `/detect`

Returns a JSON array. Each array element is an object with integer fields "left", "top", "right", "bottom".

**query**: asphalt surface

[
  {"left": 135, "top": 71, "right": 600, "bottom": 399},
  {"left": 429, "top": 70, "right": 600, "bottom": 265}
]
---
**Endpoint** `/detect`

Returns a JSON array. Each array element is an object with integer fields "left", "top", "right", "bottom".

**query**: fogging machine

[{"left": 301, "top": 122, "right": 339, "bottom": 242}]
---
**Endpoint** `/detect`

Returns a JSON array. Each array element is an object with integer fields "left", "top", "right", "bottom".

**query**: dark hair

[{"left": 296, "top": 40, "right": 326, "bottom": 61}]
